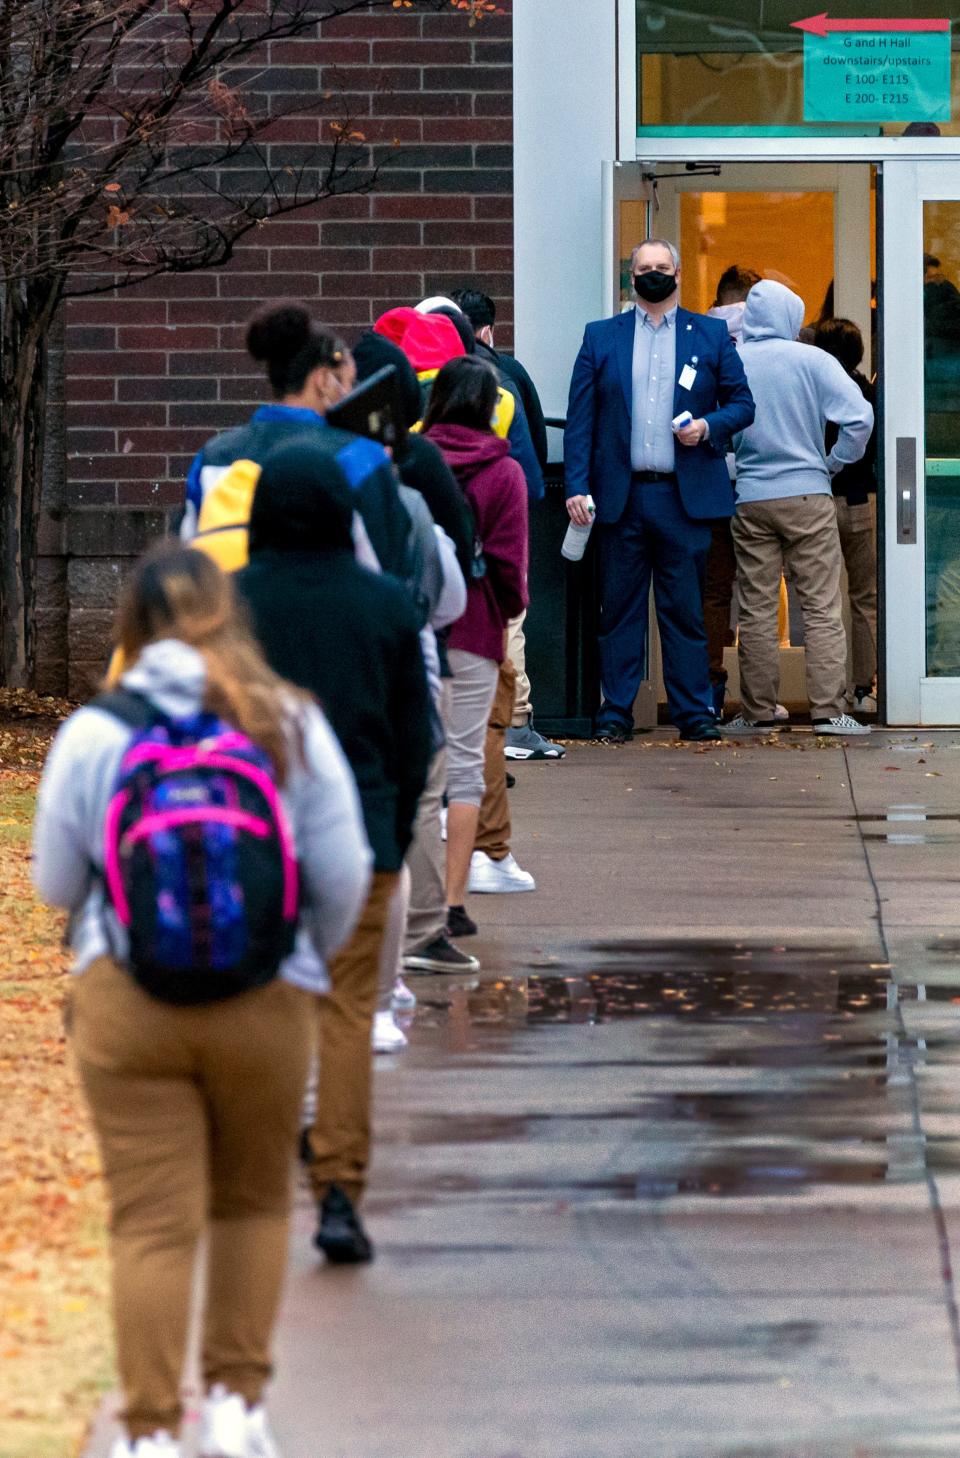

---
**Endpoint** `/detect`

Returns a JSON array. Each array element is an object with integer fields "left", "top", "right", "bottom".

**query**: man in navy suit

[{"left": 564, "top": 238, "right": 756, "bottom": 742}]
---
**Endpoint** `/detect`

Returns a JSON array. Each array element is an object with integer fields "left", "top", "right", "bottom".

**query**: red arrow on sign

[{"left": 792, "top": 12, "right": 951, "bottom": 36}]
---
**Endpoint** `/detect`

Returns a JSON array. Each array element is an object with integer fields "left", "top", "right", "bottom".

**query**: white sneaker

[
  {"left": 391, "top": 975, "right": 417, "bottom": 1010},
  {"left": 773, "top": 703, "right": 790, "bottom": 722},
  {"left": 467, "top": 850, "right": 536, "bottom": 893},
  {"left": 372, "top": 1009, "right": 408, "bottom": 1053},
  {"left": 440, "top": 805, "right": 447, "bottom": 841},
  {"left": 200, "top": 1385, "right": 282, "bottom": 1458},
  {"left": 110, "top": 1434, "right": 181, "bottom": 1458},
  {"left": 200, "top": 1387, "right": 247, "bottom": 1458},
  {"left": 244, "top": 1404, "right": 282, "bottom": 1458},
  {"left": 812, "top": 713, "right": 871, "bottom": 736},
  {"left": 852, "top": 689, "right": 878, "bottom": 714}
]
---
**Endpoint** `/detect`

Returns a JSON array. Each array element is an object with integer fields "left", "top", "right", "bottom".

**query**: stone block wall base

[{"left": 36, "top": 505, "right": 173, "bottom": 700}]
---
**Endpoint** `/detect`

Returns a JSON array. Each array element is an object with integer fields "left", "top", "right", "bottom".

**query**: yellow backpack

[
  {"left": 190, "top": 459, "right": 263, "bottom": 573},
  {"left": 106, "top": 458, "right": 261, "bottom": 683}
]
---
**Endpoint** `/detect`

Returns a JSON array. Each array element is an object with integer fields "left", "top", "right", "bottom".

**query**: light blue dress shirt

[{"left": 630, "top": 303, "right": 677, "bottom": 474}]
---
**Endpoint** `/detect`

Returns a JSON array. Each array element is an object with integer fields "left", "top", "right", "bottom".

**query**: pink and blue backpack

[{"left": 95, "top": 689, "right": 299, "bottom": 1004}]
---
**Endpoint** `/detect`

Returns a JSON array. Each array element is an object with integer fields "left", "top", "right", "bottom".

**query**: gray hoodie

[
  {"left": 734, "top": 280, "right": 873, "bottom": 504},
  {"left": 32, "top": 639, "right": 372, "bottom": 992}
]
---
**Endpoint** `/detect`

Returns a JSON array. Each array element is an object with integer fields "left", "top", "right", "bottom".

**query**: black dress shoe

[
  {"left": 314, "top": 1185, "right": 374, "bottom": 1264},
  {"left": 594, "top": 723, "right": 632, "bottom": 744},
  {"left": 679, "top": 721, "right": 722, "bottom": 743}
]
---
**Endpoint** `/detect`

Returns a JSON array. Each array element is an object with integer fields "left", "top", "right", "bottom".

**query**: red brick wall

[{"left": 50, "top": 0, "right": 514, "bottom": 695}]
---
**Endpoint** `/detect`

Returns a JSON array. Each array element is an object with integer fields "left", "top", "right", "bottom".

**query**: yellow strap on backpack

[
  {"left": 413, "top": 370, "right": 515, "bottom": 439},
  {"left": 192, "top": 459, "right": 262, "bottom": 573},
  {"left": 490, "top": 386, "right": 514, "bottom": 439}
]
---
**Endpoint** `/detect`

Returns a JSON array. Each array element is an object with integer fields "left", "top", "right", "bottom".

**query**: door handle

[{"left": 896, "top": 437, "right": 917, "bottom": 544}]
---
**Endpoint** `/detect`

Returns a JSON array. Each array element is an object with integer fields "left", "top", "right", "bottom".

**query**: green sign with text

[{"left": 802, "top": 25, "right": 951, "bottom": 124}]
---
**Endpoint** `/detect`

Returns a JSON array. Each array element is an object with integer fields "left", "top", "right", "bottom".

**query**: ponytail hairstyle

[
  {"left": 421, "top": 354, "right": 499, "bottom": 434},
  {"left": 112, "top": 542, "right": 306, "bottom": 783},
  {"left": 246, "top": 302, "right": 348, "bottom": 398}
]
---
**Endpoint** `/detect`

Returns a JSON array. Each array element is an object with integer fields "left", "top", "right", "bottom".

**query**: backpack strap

[{"left": 89, "top": 687, "right": 159, "bottom": 731}]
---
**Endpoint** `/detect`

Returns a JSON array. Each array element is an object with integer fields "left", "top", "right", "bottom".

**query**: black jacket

[
  {"left": 477, "top": 340, "right": 549, "bottom": 470},
  {"left": 828, "top": 370, "right": 876, "bottom": 506},
  {"left": 352, "top": 331, "right": 476, "bottom": 581},
  {"left": 238, "top": 438, "right": 432, "bottom": 873}
]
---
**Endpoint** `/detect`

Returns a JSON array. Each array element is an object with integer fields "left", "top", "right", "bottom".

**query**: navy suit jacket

[{"left": 563, "top": 306, "right": 756, "bottom": 525}]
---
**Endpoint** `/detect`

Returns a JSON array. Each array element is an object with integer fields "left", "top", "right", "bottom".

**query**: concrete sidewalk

[{"left": 86, "top": 731, "right": 960, "bottom": 1458}]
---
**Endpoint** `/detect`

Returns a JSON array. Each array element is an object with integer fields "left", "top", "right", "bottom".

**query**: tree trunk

[{"left": 0, "top": 285, "right": 54, "bottom": 687}]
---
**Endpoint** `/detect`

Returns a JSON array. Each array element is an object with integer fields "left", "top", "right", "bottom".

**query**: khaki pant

[
  {"left": 835, "top": 496, "right": 878, "bottom": 689},
  {"left": 732, "top": 493, "right": 847, "bottom": 722},
  {"left": 309, "top": 870, "right": 398, "bottom": 1204},
  {"left": 475, "top": 654, "right": 516, "bottom": 863},
  {"left": 506, "top": 612, "right": 531, "bottom": 725},
  {"left": 71, "top": 957, "right": 312, "bottom": 1441}
]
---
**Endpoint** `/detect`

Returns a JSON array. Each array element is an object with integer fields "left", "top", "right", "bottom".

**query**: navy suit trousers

[{"left": 596, "top": 477, "right": 714, "bottom": 730}]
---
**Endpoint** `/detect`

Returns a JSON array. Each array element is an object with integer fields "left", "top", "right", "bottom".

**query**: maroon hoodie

[{"left": 425, "top": 423, "right": 528, "bottom": 662}]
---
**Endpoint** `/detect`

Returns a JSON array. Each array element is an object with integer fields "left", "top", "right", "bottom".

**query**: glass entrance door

[
  {"left": 608, "top": 160, "right": 876, "bottom": 724},
  {"left": 884, "top": 161, "right": 960, "bottom": 723}
]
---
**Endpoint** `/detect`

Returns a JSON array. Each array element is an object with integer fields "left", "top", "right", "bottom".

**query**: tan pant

[
  {"left": 71, "top": 957, "right": 312, "bottom": 1441},
  {"left": 309, "top": 870, "right": 398, "bottom": 1204},
  {"left": 506, "top": 612, "right": 531, "bottom": 725},
  {"left": 475, "top": 654, "right": 516, "bottom": 862},
  {"left": 732, "top": 493, "right": 847, "bottom": 722},
  {"left": 835, "top": 496, "right": 878, "bottom": 689}
]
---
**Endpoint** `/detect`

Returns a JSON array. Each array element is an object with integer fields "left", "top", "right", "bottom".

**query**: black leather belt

[{"left": 632, "top": 470, "right": 675, "bottom": 483}]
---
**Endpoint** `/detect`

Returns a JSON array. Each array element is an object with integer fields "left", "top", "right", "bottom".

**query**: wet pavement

[{"left": 86, "top": 733, "right": 960, "bottom": 1457}]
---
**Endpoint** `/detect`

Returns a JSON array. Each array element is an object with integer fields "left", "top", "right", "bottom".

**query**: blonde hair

[{"left": 113, "top": 541, "right": 305, "bottom": 783}]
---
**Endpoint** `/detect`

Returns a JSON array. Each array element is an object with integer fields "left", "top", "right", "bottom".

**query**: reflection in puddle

[
  {"left": 405, "top": 939, "right": 960, "bottom": 1198},
  {"left": 856, "top": 804, "right": 960, "bottom": 844}
]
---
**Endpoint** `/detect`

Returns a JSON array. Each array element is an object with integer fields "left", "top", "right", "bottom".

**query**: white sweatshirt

[
  {"left": 32, "top": 639, "right": 372, "bottom": 993},
  {"left": 734, "top": 279, "right": 874, "bottom": 504}
]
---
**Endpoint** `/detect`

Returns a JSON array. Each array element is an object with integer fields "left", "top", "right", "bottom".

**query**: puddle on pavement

[
  {"left": 853, "top": 803, "right": 960, "bottom": 844},
  {"left": 401, "top": 939, "right": 960, "bottom": 1199}
]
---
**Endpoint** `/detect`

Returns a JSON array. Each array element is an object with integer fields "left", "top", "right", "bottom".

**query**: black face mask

[{"left": 634, "top": 269, "right": 677, "bottom": 304}]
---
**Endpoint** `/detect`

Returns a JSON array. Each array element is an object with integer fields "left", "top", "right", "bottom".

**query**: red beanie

[{"left": 374, "top": 306, "right": 466, "bottom": 372}]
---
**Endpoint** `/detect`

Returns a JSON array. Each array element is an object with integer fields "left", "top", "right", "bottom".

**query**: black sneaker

[
  {"left": 314, "top": 1185, "right": 374, "bottom": 1264},
  {"left": 594, "top": 722, "right": 632, "bottom": 744},
  {"left": 678, "top": 720, "right": 722, "bottom": 743},
  {"left": 446, "top": 904, "right": 478, "bottom": 938},
  {"left": 403, "top": 934, "right": 480, "bottom": 973}
]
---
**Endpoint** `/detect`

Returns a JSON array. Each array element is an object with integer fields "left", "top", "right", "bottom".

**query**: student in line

[
  {"left": 351, "top": 330, "right": 479, "bottom": 976},
  {"left": 183, "top": 302, "right": 411, "bottom": 579},
  {"left": 238, "top": 439, "right": 432, "bottom": 1263},
  {"left": 33, "top": 544, "right": 371, "bottom": 1458},
  {"left": 422, "top": 356, "right": 528, "bottom": 937}
]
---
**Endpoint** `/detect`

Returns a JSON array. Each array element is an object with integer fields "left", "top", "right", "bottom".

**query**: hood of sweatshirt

[
  {"left": 708, "top": 301, "right": 747, "bottom": 343},
  {"left": 742, "top": 279, "right": 805, "bottom": 344},
  {"left": 121, "top": 639, "right": 207, "bottom": 719},
  {"left": 374, "top": 307, "right": 466, "bottom": 372},
  {"left": 248, "top": 436, "right": 355, "bottom": 554},
  {"left": 352, "top": 331, "right": 422, "bottom": 427},
  {"left": 415, "top": 294, "right": 459, "bottom": 314},
  {"left": 424, "top": 423, "right": 510, "bottom": 482}
]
